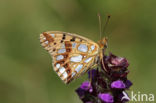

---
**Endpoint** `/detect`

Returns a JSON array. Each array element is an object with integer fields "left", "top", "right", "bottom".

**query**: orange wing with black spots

[{"left": 40, "top": 31, "right": 100, "bottom": 84}]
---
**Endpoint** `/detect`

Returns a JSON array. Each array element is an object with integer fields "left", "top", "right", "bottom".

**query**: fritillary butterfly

[{"left": 40, "top": 31, "right": 107, "bottom": 84}]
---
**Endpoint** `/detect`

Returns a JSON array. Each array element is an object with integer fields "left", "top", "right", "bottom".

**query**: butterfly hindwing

[{"left": 40, "top": 31, "right": 99, "bottom": 84}]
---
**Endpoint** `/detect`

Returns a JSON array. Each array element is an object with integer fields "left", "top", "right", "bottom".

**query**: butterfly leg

[
  {"left": 89, "top": 63, "right": 98, "bottom": 84},
  {"left": 90, "top": 63, "right": 98, "bottom": 69}
]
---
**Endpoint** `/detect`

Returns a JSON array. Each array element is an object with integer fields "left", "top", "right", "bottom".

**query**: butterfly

[{"left": 40, "top": 31, "right": 107, "bottom": 84}]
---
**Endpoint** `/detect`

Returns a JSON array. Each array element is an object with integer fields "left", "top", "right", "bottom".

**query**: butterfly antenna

[
  {"left": 102, "top": 15, "right": 111, "bottom": 36},
  {"left": 98, "top": 13, "right": 102, "bottom": 40}
]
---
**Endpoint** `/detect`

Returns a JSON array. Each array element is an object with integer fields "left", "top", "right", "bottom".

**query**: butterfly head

[{"left": 98, "top": 37, "right": 108, "bottom": 49}]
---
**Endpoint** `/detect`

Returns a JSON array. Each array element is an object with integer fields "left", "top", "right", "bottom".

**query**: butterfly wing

[{"left": 40, "top": 31, "right": 100, "bottom": 84}]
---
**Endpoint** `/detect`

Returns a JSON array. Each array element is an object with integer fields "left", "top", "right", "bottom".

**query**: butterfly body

[{"left": 40, "top": 31, "right": 107, "bottom": 84}]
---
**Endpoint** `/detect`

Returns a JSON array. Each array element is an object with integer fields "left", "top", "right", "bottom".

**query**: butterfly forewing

[{"left": 40, "top": 31, "right": 99, "bottom": 84}]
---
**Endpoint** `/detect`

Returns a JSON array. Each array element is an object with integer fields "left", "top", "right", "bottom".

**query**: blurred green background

[{"left": 0, "top": 0, "right": 156, "bottom": 103}]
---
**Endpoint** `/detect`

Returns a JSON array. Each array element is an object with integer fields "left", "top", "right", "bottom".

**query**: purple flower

[
  {"left": 97, "top": 77, "right": 107, "bottom": 89},
  {"left": 75, "top": 88, "right": 85, "bottom": 99},
  {"left": 111, "top": 70, "right": 129, "bottom": 78},
  {"left": 80, "top": 81, "right": 93, "bottom": 92},
  {"left": 102, "top": 53, "right": 129, "bottom": 74},
  {"left": 88, "top": 69, "right": 97, "bottom": 80},
  {"left": 75, "top": 52, "right": 132, "bottom": 103},
  {"left": 125, "top": 80, "right": 133, "bottom": 89},
  {"left": 111, "top": 80, "right": 126, "bottom": 89},
  {"left": 109, "top": 53, "right": 129, "bottom": 68},
  {"left": 98, "top": 93, "right": 114, "bottom": 103}
]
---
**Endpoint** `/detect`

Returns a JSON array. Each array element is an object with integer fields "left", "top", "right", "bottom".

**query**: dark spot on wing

[
  {"left": 53, "top": 48, "right": 56, "bottom": 51},
  {"left": 70, "top": 37, "right": 75, "bottom": 41},
  {"left": 66, "top": 69, "right": 71, "bottom": 74},
  {"left": 62, "top": 36, "right": 66, "bottom": 40},
  {"left": 63, "top": 33, "right": 66, "bottom": 37},
  {"left": 65, "top": 41, "right": 72, "bottom": 47},
  {"left": 64, "top": 54, "right": 68, "bottom": 58},
  {"left": 80, "top": 39, "right": 83, "bottom": 42},
  {"left": 56, "top": 60, "right": 65, "bottom": 64},
  {"left": 56, "top": 69, "right": 59, "bottom": 72},
  {"left": 43, "top": 32, "right": 54, "bottom": 42},
  {"left": 64, "top": 41, "right": 72, "bottom": 52},
  {"left": 64, "top": 63, "right": 68, "bottom": 68},
  {"left": 66, "top": 48, "right": 71, "bottom": 52},
  {"left": 60, "top": 40, "right": 64, "bottom": 43}
]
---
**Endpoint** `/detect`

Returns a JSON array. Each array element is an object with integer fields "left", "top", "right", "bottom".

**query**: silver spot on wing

[
  {"left": 72, "top": 72, "right": 76, "bottom": 77},
  {"left": 70, "top": 55, "right": 83, "bottom": 62},
  {"left": 44, "top": 41, "right": 49, "bottom": 44},
  {"left": 62, "top": 72, "right": 68, "bottom": 78},
  {"left": 56, "top": 63, "right": 61, "bottom": 68},
  {"left": 59, "top": 67, "right": 65, "bottom": 74},
  {"left": 56, "top": 55, "right": 64, "bottom": 61},
  {"left": 75, "top": 64, "right": 83, "bottom": 73},
  {"left": 78, "top": 44, "right": 88, "bottom": 52},
  {"left": 50, "top": 34, "right": 55, "bottom": 37},
  {"left": 61, "top": 43, "right": 65, "bottom": 48},
  {"left": 91, "top": 45, "right": 95, "bottom": 51},
  {"left": 72, "top": 43, "right": 77, "bottom": 48},
  {"left": 58, "top": 49, "right": 66, "bottom": 53}
]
